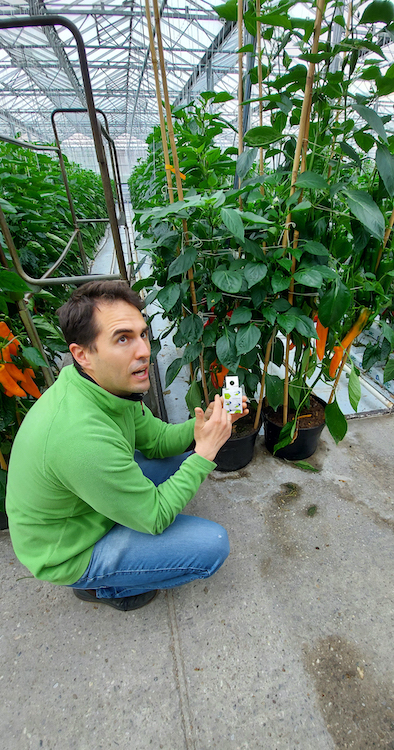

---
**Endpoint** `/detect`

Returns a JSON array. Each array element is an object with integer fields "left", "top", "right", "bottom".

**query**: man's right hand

[{"left": 194, "top": 394, "right": 233, "bottom": 462}]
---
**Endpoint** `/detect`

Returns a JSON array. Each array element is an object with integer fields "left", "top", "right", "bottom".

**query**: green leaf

[
  {"left": 46, "top": 232, "right": 68, "bottom": 247},
  {"left": 241, "top": 211, "right": 272, "bottom": 225},
  {"left": 271, "top": 270, "right": 290, "bottom": 293},
  {"left": 302, "top": 240, "right": 329, "bottom": 257},
  {"left": 376, "top": 144, "right": 394, "bottom": 197},
  {"left": 293, "top": 268, "right": 323, "bottom": 287},
  {"left": 0, "top": 197, "right": 17, "bottom": 214},
  {"left": 179, "top": 314, "right": 204, "bottom": 345},
  {"left": 181, "top": 341, "right": 202, "bottom": 364},
  {"left": 381, "top": 320, "right": 394, "bottom": 347},
  {"left": 0, "top": 271, "right": 30, "bottom": 293},
  {"left": 213, "top": 0, "right": 237, "bottom": 22},
  {"left": 221, "top": 208, "right": 244, "bottom": 242},
  {"left": 244, "top": 262, "right": 268, "bottom": 288},
  {"left": 265, "top": 373, "right": 284, "bottom": 412},
  {"left": 360, "top": 0, "right": 394, "bottom": 25},
  {"left": 132, "top": 276, "right": 155, "bottom": 292},
  {"left": 348, "top": 363, "right": 361, "bottom": 412},
  {"left": 362, "top": 342, "right": 382, "bottom": 370},
  {"left": 236, "top": 148, "right": 258, "bottom": 180},
  {"left": 216, "top": 329, "right": 240, "bottom": 371},
  {"left": 165, "top": 358, "right": 184, "bottom": 388},
  {"left": 295, "top": 171, "right": 329, "bottom": 190},
  {"left": 340, "top": 142, "right": 362, "bottom": 168},
  {"left": 229, "top": 306, "right": 252, "bottom": 325},
  {"left": 318, "top": 280, "right": 351, "bottom": 327},
  {"left": 352, "top": 103, "right": 388, "bottom": 144},
  {"left": 185, "top": 379, "right": 203, "bottom": 415},
  {"left": 244, "top": 126, "right": 283, "bottom": 148},
  {"left": 213, "top": 92, "right": 234, "bottom": 103},
  {"left": 277, "top": 312, "right": 298, "bottom": 334},
  {"left": 157, "top": 284, "right": 181, "bottom": 312},
  {"left": 294, "top": 315, "right": 318, "bottom": 339},
  {"left": 21, "top": 346, "right": 47, "bottom": 368},
  {"left": 212, "top": 268, "right": 243, "bottom": 294},
  {"left": 167, "top": 247, "right": 197, "bottom": 279},
  {"left": 273, "top": 421, "right": 296, "bottom": 454},
  {"left": 236, "top": 324, "right": 261, "bottom": 356},
  {"left": 354, "top": 130, "right": 375, "bottom": 153},
  {"left": 325, "top": 399, "right": 347, "bottom": 444},
  {"left": 344, "top": 189, "right": 385, "bottom": 240},
  {"left": 293, "top": 461, "right": 320, "bottom": 473},
  {"left": 383, "top": 359, "right": 394, "bottom": 383}
]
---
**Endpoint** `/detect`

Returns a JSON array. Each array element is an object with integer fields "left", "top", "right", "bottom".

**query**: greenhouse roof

[{"left": 0, "top": 1, "right": 393, "bottom": 163}]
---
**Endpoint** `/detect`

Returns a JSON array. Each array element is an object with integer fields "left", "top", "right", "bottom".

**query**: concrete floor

[{"left": 1, "top": 413, "right": 393, "bottom": 750}]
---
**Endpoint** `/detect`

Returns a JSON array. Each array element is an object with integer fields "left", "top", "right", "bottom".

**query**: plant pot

[
  {"left": 0, "top": 511, "right": 8, "bottom": 530},
  {"left": 214, "top": 415, "right": 261, "bottom": 472},
  {"left": 263, "top": 395, "right": 326, "bottom": 461}
]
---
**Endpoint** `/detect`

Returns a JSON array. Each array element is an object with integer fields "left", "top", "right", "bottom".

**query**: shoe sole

[{"left": 73, "top": 588, "right": 158, "bottom": 611}]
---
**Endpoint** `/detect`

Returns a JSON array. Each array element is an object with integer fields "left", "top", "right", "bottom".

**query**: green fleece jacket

[{"left": 6, "top": 365, "right": 215, "bottom": 585}]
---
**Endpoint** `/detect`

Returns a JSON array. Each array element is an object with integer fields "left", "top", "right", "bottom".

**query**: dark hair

[{"left": 57, "top": 280, "right": 144, "bottom": 349}]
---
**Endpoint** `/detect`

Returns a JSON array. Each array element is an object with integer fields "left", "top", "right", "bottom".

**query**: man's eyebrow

[{"left": 111, "top": 326, "right": 149, "bottom": 338}]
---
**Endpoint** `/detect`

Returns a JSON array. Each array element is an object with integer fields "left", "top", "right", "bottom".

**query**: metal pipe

[
  {"left": 0, "top": 15, "right": 128, "bottom": 281},
  {"left": 50, "top": 112, "right": 88, "bottom": 273}
]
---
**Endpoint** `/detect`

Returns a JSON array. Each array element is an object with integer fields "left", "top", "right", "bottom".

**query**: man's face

[{"left": 80, "top": 300, "right": 151, "bottom": 396}]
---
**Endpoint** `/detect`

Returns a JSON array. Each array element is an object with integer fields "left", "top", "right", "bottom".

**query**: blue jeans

[{"left": 70, "top": 451, "right": 229, "bottom": 599}]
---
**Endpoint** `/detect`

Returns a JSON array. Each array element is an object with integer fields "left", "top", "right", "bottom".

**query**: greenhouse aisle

[
  {"left": 1, "top": 414, "right": 393, "bottom": 749},
  {"left": 1, "top": 201, "right": 393, "bottom": 750}
]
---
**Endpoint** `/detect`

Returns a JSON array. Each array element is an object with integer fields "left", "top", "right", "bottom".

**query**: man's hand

[
  {"left": 204, "top": 394, "right": 249, "bottom": 424},
  {"left": 194, "top": 394, "right": 247, "bottom": 462}
]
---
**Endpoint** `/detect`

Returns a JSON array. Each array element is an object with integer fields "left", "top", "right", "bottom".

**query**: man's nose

[{"left": 136, "top": 336, "right": 150, "bottom": 358}]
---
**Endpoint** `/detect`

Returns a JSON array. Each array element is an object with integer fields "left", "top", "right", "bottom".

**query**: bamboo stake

[
  {"left": 238, "top": 0, "right": 243, "bottom": 209},
  {"left": 254, "top": 329, "right": 276, "bottom": 431},
  {"left": 328, "top": 344, "right": 351, "bottom": 404},
  {"left": 151, "top": 0, "right": 207, "bottom": 397},
  {"left": 375, "top": 206, "right": 394, "bottom": 273},
  {"left": 0, "top": 448, "right": 7, "bottom": 471},
  {"left": 281, "top": 0, "right": 326, "bottom": 425},
  {"left": 144, "top": 0, "right": 174, "bottom": 203},
  {"left": 256, "top": 0, "right": 264, "bottom": 187}
]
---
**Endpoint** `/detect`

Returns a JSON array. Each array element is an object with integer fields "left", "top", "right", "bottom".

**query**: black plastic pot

[
  {"left": 263, "top": 396, "right": 326, "bottom": 460},
  {"left": 215, "top": 419, "right": 261, "bottom": 472},
  {"left": 0, "top": 511, "right": 8, "bottom": 530}
]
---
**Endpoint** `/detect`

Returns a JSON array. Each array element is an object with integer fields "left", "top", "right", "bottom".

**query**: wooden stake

[
  {"left": 0, "top": 448, "right": 7, "bottom": 471},
  {"left": 254, "top": 329, "right": 276, "bottom": 431},
  {"left": 144, "top": 0, "right": 174, "bottom": 203},
  {"left": 282, "top": 0, "right": 326, "bottom": 424},
  {"left": 238, "top": 0, "right": 243, "bottom": 209},
  {"left": 375, "top": 206, "right": 394, "bottom": 273}
]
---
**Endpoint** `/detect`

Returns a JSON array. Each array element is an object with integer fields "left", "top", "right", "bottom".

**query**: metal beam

[
  {"left": 173, "top": 20, "right": 236, "bottom": 106},
  {"left": 28, "top": 0, "right": 86, "bottom": 104}
]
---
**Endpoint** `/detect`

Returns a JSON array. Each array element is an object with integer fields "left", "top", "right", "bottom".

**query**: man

[{"left": 6, "top": 280, "right": 247, "bottom": 612}]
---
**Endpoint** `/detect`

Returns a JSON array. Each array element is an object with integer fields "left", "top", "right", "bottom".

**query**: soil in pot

[
  {"left": 215, "top": 411, "right": 261, "bottom": 472},
  {"left": 263, "top": 395, "right": 325, "bottom": 461}
]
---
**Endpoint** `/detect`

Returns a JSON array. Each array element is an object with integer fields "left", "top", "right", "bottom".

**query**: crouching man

[{"left": 6, "top": 280, "right": 248, "bottom": 612}]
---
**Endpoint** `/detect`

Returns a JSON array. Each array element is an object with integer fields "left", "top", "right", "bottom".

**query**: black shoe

[{"left": 73, "top": 588, "right": 158, "bottom": 611}]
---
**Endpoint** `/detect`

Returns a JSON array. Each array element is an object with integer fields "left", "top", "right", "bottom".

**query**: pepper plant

[{"left": 130, "top": 0, "right": 394, "bottom": 451}]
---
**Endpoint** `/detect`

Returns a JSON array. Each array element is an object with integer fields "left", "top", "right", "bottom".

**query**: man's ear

[{"left": 69, "top": 343, "right": 91, "bottom": 370}]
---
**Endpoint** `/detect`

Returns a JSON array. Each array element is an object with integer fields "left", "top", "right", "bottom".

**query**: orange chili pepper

[
  {"left": 22, "top": 368, "right": 41, "bottom": 399},
  {"left": 0, "top": 363, "right": 27, "bottom": 398},
  {"left": 329, "top": 308, "right": 370, "bottom": 377},
  {"left": 0, "top": 322, "right": 20, "bottom": 357},
  {"left": 315, "top": 317, "right": 328, "bottom": 360},
  {"left": 210, "top": 360, "right": 229, "bottom": 389}
]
